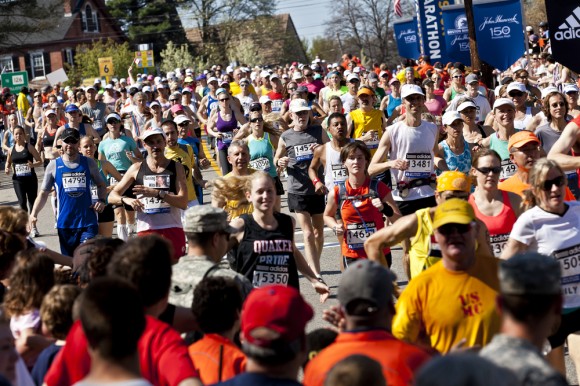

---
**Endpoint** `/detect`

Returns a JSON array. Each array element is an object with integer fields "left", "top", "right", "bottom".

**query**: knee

[{"left": 302, "top": 228, "right": 315, "bottom": 243}]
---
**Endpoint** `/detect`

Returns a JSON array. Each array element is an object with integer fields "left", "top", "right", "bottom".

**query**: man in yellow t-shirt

[
  {"left": 392, "top": 198, "right": 501, "bottom": 354},
  {"left": 347, "top": 86, "right": 386, "bottom": 157},
  {"left": 162, "top": 120, "right": 198, "bottom": 210}
]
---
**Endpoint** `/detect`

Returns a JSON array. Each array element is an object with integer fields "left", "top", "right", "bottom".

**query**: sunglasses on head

[
  {"left": 475, "top": 166, "right": 501, "bottom": 174},
  {"left": 437, "top": 222, "right": 472, "bottom": 236},
  {"left": 250, "top": 117, "right": 263, "bottom": 123},
  {"left": 542, "top": 175, "right": 565, "bottom": 191}
]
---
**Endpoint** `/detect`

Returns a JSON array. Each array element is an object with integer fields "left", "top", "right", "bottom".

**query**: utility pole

[
  {"left": 464, "top": 0, "right": 480, "bottom": 70},
  {"left": 336, "top": 33, "right": 344, "bottom": 55}
]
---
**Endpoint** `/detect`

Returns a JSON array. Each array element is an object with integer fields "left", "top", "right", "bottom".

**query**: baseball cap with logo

[
  {"left": 241, "top": 285, "right": 313, "bottom": 351},
  {"left": 61, "top": 128, "right": 80, "bottom": 142},
  {"left": 432, "top": 198, "right": 476, "bottom": 229}
]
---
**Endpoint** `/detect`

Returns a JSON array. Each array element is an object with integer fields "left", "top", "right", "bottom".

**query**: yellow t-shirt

[
  {"left": 165, "top": 144, "right": 197, "bottom": 202},
  {"left": 350, "top": 109, "right": 384, "bottom": 155},
  {"left": 229, "top": 82, "right": 257, "bottom": 98},
  {"left": 409, "top": 208, "right": 442, "bottom": 279},
  {"left": 392, "top": 254, "right": 501, "bottom": 354}
]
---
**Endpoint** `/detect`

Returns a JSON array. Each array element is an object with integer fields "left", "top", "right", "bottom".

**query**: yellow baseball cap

[
  {"left": 432, "top": 198, "right": 476, "bottom": 229},
  {"left": 436, "top": 171, "right": 471, "bottom": 193}
]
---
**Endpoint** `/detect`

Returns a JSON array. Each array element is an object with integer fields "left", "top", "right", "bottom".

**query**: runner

[
  {"left": 35, "top": 109, "right": 59, "bottom": 167},
  {"left": 348, "top": 86, "right": 384, "bottom": 157},
  {"left": 80, "top": 85, "right": 110, "bottom": 138},
  {"left": 108, "top": 127, "right": 188, "bottom": 262},
  {"left": 436, "top": 111, "right": 471, "bottom": 175},
  {"left": 507, "top": 82, "right": 540, "bottom": 130},
  {"left": 54, "top": 104, "right": 100, "bottom": 146}
]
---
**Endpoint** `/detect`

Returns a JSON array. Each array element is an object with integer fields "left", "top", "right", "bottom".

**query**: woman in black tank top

[
  {"left": 4, "top": 126, "right": 42, "bottom": 216},
  {"left": 37, "top": 110, "right": 59, "bottom": 167},
  {"left": 228, "top": 171, "right": 329, "bottom": 301}
]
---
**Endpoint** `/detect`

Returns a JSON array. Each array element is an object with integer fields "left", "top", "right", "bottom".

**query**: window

[
  {"left": 30, "top": 52, "right": 45, "bottom": 78},
  {"left": 65, "top": 49, "right": 74, "bottom": 66},
  {"left": 82, "top": 4, "right": 99, "bottom": 33},
  {"left": 0, "top": 57, "right": 13, "bottom": 73}
]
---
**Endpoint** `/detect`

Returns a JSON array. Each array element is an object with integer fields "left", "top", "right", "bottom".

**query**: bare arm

[
  {"left": 364, "top": 213, "right": 419, "bottom": 266},
  {"left": 500, "top": 238, "right": 529, "bottom": 260},
  {"left": 548, "top": 121, "right": 580, "bottom": 171},
  {"left": 28, "top": 144, "right": 43, "bottom": 168},
  {"left": 309, "top": 145, "right": 327, "bottom": 195}
]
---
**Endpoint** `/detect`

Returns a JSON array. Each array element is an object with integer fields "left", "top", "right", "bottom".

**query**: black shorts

[
  {"left": 396, "top": 195, "right": 437, "bottom": 216},
  {"left": 98, "top": 204, "right": 115, "bottom": 223},
  {"left": 344, "top": 253, "right": 392, "bottom": 269},
  {"left": 548, "top": 308, "right": 580, "bottom": 348},
  {"left": 288, "top": 193, "right": 325, "bottom": 215},
  {"left": 274, "top": 176, "right": 285, "bottom": 196}
]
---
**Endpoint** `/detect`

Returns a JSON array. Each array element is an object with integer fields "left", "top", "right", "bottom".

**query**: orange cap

[
  {"left": 357, "top": 88, "right": 375, "bottom": 97},
  {"left": 508, "top": 131, "right": 540, "bottom": 151}
]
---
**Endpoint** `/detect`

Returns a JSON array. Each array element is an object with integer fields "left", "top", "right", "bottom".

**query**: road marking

[
  {"left": 201, "top": 137, "right": 222, "bottom": 176},
  {"left": 296, "top": 241, "right": 340, "bottom": 250}
]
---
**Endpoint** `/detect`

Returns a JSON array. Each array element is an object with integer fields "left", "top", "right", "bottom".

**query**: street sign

[
  {"left": 1, "top": 71, "right": 29, "bottom": 94},
  {"left": 134, "top": 50, "right": 154, "bottom": 68},
  {"left": 98, "top": 57, "right": 114, "bottom": 77}
]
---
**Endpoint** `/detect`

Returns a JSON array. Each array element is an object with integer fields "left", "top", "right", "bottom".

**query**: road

[{"left": 0, "top": 145, "right": 577, "bottom": 385}]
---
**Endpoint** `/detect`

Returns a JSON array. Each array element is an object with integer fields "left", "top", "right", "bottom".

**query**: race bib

[
  {"left": 346, "top": 222, "right": 377, "bottom": 250},
  {"left": 490, "top": 233, "right": 509, "bottom": 258},
  {"left": 221, "top": 131, "right": 234, "bottom": 145},
  {"left": 294, "top": 142, "right": 315, "bottom": 162},
  {"left": 109, "top": 176, "right": 118, "bottom": 185},
  {"left": 405, "top": 153, "right": 432, "bottom": 178},
  {"left": 249, "top": 157, "right": 271, "bottom": 172},
  {"left": 365, "top": 131, "right": 379, "bottom": 149},
  {"left": 14, "top": 163, "right": 31, "bottom": 177},
  {"left": 271, "top": 100, "right": 283, "bottom": 113},
  {"left": 553, "top": 244, "right": 580, "bottom": 308},
  {"left": 62, "top": 172, "right": 87, "bottom": 193},
  {"left": 141, "top": 175, "right": 171, "bottom": 214},
  {"left": 331, "top": 164, "right": 347, "bottom": 183},
  {"left": 252, "top": 254, "right": 290, "bottom": 288},
  {"left": 500, "top": 159, "right": 517, "bottom": 181},
  {"left": 90, "top": 182, "right": 98, "bottom": 204}
]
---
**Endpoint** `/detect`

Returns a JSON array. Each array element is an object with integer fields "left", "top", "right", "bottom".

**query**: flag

[{"left": 395, "top": 0, "right": 402, "bottom": 17}]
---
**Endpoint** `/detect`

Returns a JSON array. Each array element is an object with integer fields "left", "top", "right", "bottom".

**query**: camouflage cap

[
  {"left": 500, "top": 252, "right": 561, "bottom": 295},
  {"left": 183, "top": 206, "right": 238, "bottom": 234}
]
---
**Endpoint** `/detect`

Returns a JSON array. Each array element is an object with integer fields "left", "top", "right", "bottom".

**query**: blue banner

[
  {"left": 441, "top": 5, "right": 471, "bottom": 66},
  {"left": 415, "top": 0, "right": 454, "bottom": 64},
  {"left": 473, "top": 0, "right": 525, "bottom": 71},
  {"left": 394, "top": 17, "right": 421, "bottom": 59}
]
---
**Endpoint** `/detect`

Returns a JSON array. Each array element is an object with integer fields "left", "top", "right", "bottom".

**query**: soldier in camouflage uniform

[
  {"left": 480, "top": 252, "right": 568, "bottom": 386},
  {"left": 169, "top": 206, "right": 252, "bottom": 308}
]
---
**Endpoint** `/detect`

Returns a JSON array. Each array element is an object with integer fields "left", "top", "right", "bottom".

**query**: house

[
  {"left": 0, "top": 0, "right": 125, "bottom": 82},
  {"left": 185, "top": 13, "right": 308, "bottom": 65}
]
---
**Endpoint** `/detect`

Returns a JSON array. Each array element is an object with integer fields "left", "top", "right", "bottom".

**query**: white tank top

[
  {"left": 514, "top": 106, "right": 534, "bottom": 130},
  {"left": 388, "top": 120, "right": 438, "bottom": 201},
  {"left": 324, "top": 142, "right": 348, "bottom": 190}
]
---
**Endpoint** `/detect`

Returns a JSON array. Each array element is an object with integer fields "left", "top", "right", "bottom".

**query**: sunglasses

[
  {"left": 219, "top": 98, "right": 229, "bottom": 102},
  {"left": 250, "top": 117, "right": 264, "bottom": 123},
  {"left": 551, "top": 102, "right": 566, "bottom": 108},
  {"left": 452, "top": 75, "right": 463, "bottom": 79},
  {"left": 437, "top": 222, "right": 472, "bottom": 236},
  {"left": 305, "top": 74, "right": 313, "bottom": 77},
  {"left": 107, "top": 119, "right": 120, "bottom": 124},
  {"left": 509, "top": 91, "right": 525, "bottom": 97},
  {"left": 178, "top": 122, "right": 190, "bottom": 126},
  {"left": 567, "top": 92, "right": 579, "bottom": 95},
  {"left": 63, "top": 139, "right": 78, "bottom": 144},
  {"left": 169, "top": 99, "right": 178, "bottom": 102},
  {"left": 542, "top": 175, "right": 565, "bottom": 191},
  {"left": 288, "top": 87, "right": 297, "bottom": 91},
  {"left": 55, "top": 145, "right": 62, "bottom": 149},
  {"left": 476, "top": 166, "right": 501, "bottom": 174}
]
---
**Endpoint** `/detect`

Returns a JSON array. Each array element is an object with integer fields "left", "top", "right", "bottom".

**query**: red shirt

[
  {"left": 303, "top": 330, "right": 431, "bottom": 386},
  {"left": 188, "top": 333, "right": 246, "bottom": 385},
  {"left": 335, "top": 178, "right": 391, "bottom": 258},
  {"left": 45, "top": 317, "right": 199, "bottom": 386}
]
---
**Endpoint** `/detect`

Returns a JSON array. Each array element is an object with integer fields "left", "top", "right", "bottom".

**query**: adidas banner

[
  {"left": 415, "top": 0, "right": 454, "bottom": 64},
  {"left": 441, "top": 5, "right": 471, "bottom": 66},
  {"left": 545, "top": 0, "right": 580, "bottom": 73},
  {"left": 473, "top": 0, "right": 525, "bottom": 71},
  {"left": 394, "top": 17, "right": 421, "bottom": 59}
]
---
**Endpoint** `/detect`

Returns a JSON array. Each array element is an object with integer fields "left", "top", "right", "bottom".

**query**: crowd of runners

[{"left": 0, "top": 19, "right": 578, "bottom": 385}]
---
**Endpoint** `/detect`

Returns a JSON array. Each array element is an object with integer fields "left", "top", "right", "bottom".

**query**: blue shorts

[{"left": 57, "top": 225, "right": 99, "bottom": 256}]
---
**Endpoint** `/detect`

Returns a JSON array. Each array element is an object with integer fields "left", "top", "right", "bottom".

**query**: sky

[{"left": 276, "top": 0, "right": 332, "bottom": 42}]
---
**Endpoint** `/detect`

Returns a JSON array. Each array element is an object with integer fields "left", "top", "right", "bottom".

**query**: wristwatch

[{"left": 158, "top": 190, "right": 167, "bottom": 200}]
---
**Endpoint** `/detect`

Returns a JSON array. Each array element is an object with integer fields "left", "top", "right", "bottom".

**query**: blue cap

[
  {"left": 65, "top": 104, "right": 80, "bottom": 113},
  {"left": 196, "top": 74, "right": 206, "bottom": 81}
]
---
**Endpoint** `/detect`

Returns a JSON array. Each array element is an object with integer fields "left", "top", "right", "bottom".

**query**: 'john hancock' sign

[{"left": 394, "top": 17, "right": 421, "bottom": 59}]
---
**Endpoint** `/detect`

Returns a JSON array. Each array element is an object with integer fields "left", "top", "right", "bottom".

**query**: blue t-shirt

[
  {"left": 98, "top": 136, "right": 138, "bottom": 171},
  {"left": 177, "top": 137, "right": 200, "bottom": 159},
  {"left": 31, "top": 343, "right": 62, "bottom": 386}
]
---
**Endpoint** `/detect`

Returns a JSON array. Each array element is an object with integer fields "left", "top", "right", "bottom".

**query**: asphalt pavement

[{"left": 0, "top": 141, "right": 577, "bottom": 385}]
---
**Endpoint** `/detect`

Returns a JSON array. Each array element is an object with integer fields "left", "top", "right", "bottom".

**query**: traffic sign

[
  {"left": 1, "top": 71, "right": 29, "bottom": 94},
  {"left": 98, "top": 57, "right": 114, "bottom": 77},
  {"left": 134, "top": 50, "right": 154, "bottom": 68}
]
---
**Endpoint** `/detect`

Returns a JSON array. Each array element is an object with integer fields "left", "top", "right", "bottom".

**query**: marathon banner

[
  {"left": 473, "top": 0, "right": 525, "bottom": 71},
  {"left": 545, "top": 0, "right": 580, "bottom": 73},
  {"left": 415, "top": 0, "right": 454, "bottom": 64},
  {"left": 441, "top": 5, "right": 471, "bottom": 66},
  {"left": 394, "top": 17, "right": 421, "bottom": 59}
]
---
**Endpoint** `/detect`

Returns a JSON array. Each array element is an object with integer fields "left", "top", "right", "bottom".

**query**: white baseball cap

[
  {"left": 44, "top": 109, "right": 56, "bottom": 117},
  {"left": 347, "top": 73, "right": 360, "bottom": 82},
  {"left": 174, "top": 115, "right": 191, "bottom": 126},
  {"left": 141, "top": 127, "right": 166, "bottom": 141},
  {"left": 541, "top": 86, "right": 559, "bottom": 99},
  {"left": 290, "top": 99, "right": 310, "bottom": 113},
  {"left": 493, "top": 97, "right": 516, "bottom": 109},
  {"left": 292, "top": 72, "right": 303, "bottom": 80},
  {"left": 401, "top": 84, "right": 425, "bottom": 99},
  {"left": 259, "top": 95, "right": 272, "bottom": 104},
  {"left": 507, "top": 82, "right": 526, "bottom": 93},
  {"left": 564, "top": 84, "right": 579, "bottom": 94},
  {"left": 457, "top": 100, "right": 477, "bottom": 112},
  {"left": 442, "top": 111, "right": 464, "bottom": 126},
  {"left": 207, "top": 77, "right": 218, "bottom": 83}
]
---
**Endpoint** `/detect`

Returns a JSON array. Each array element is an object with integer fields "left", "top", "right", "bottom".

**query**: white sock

[
  {"left": 118, "top": 224, "right": 129, "bottom": 241},
  {"left": 128, "top": 222, "right": 136, "bottom": 234}
]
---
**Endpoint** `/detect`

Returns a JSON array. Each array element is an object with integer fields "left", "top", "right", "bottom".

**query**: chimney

[{"left": 64, "top": 0, "right": 72, "bottom": 17}]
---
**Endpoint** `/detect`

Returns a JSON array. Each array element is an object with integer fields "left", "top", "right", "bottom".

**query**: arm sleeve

[
  {"left": 392, "top": 282, "right": 423, "bottom": 344},
  {"left": 40, "top": 161, "right": 56, "bottom": 192},
  {"left": 508, "top": 212, "right": 535, "bottom": 246}
]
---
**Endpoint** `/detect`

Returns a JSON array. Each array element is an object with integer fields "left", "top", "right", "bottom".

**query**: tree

[
  {"left": 66, "top": 39, "right": 135, "bottom": 86},
  {"left": 180, "top": 0, "right": 276, "bottom": 63},
  {"left": 307, "top": 37, "right": 341, "bottom": 63},
  {"left": 107, "top": 0, "right": 188, "bottom": 59},
  {"left": 0, "top": 0, "right": 64, "bottom": 53},
  {"left": 160, "top": 41, "right": 195, "bottom": 74}
]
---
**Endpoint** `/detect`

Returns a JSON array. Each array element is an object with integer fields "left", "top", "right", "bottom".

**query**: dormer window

[{"left": 82, "top": 4, "right": 100, "bottom": 33}]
